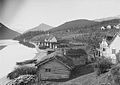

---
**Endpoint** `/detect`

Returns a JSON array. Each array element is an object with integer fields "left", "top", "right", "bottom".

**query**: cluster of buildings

[
  {"left": 15, "top": 34, "right": 89, "bottom": 84},
  {"left": 101, "top": 24, "right": 120, "bottom": 30},
  {"left": 96, "top": 33, "right": 120, "bottom": 64},
  {"left": 35, "top": 48, "right": 88, "bottom": 84},
  {"left": 13, "top": 30, "right": 120, "bottom": 84},
  {"left": 32, "top": 34, "right": 59, "bottom": 50}
]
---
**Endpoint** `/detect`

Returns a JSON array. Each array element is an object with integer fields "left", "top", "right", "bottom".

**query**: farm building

[
  {"left": 35, "top": 53, "right": 74, "bottom": 84},
  {"left": 31, "top": 34, "right": 59, "bottom": 50},
  {"left": 65, "top": 48, "right": 88, "bottom": 65}
]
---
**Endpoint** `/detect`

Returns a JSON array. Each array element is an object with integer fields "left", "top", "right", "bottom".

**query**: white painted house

[
  {"left": 49, "top": 36, "right": 57, "bottom": 42},
  {"left": 107, "top": 25, "right": 112, "bottom": 29},
  {"left": 98, "top": 34, "right": 120, "bottom": 63},
  {"left": 101, "top": 26, "right": 106, "bottom": 30},
  {"left": 114, "top": 24, "right": 120, "bottom": 29},
  {"left": 31, "top": 34, "right": 58, "bottom": 50}
]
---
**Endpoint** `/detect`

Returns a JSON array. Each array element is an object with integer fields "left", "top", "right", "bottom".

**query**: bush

[
  {"left": 95, "top": 58, "right": 113, "bottom": 76},
  {"left": 14, "top": 31, "right": 45, "bottom": 41},
  {"left": 110, "top": 64, "right": 120, "bottom": 85},
  {"left": 6, "top": 75, "right": 37, "bottom": 85},
  {"left": 7, "top": 66, "right": 37, "bottom": 79},
  {"left": 19, "top": 41, "right": 35, "bottom": 48}
]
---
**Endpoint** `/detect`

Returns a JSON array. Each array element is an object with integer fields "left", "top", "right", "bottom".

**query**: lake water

[{"left": 0, "top": 39, "right": 37, "bottom": 78}]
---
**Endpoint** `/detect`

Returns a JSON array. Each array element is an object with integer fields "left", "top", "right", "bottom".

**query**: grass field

[{"left": 60, "top": 72, "right": 110, "bottom": 85}]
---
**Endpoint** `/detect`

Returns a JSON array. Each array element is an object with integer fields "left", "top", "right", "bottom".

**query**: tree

[
  {"left": 95, "top": 58, "right": 113, "bottom": 76},
  {"left": 110, "top": 64, "right": 120, "bottom": 85}
]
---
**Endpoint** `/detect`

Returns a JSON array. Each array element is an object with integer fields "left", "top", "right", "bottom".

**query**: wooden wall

[
  {"left": 71, "top": 56, "right": 87, "bottom": 66},
  {"left": 37, "top": 59, "right": 70, "bottom": 81}
]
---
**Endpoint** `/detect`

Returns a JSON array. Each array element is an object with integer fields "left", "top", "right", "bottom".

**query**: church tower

[{"left": 100, "top": 38, "right": 109, "bottom": 57}]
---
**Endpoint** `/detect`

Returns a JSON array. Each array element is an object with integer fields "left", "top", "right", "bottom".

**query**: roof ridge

[{"left": 54, "top": 56, "right": 72, "bottom": 70}]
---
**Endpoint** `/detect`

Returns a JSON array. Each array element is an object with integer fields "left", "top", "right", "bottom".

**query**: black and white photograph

[{"left": 0, "top": 0, "right": 120, "bottom": 85}]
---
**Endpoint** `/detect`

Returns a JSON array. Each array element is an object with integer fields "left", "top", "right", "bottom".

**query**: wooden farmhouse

[
  {"left": 101, "top": 26, "right": 106, "bottom": 30},
  {"left": 65, "top": 48, "right": 88, "bottom": 66},
  {"left": 35, "top": 52, "right": 75, "bottom": 83}
]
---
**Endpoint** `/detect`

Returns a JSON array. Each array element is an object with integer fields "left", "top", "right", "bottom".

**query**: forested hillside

[
  {"left": 14, "top": 19, "right": 120, "bottom": 49},
  {"left": 0, "top": 23, "right": 20, "bottom": 39}
]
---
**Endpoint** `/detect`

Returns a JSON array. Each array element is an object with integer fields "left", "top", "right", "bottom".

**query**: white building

[
  {"left": 107, "top": 25, "right": 112, "bottom": 29},
  {"left": 31, "top": 34, "right": 58, "bottom": 50},
  {"left": 98, "top": 34, "right": 120, "bottom": 64},
  {"left": 114, "top": 24, "right": 120, "bottom": 29},
  {"left": 101, "top": 26, "right": 106, "bottom": 30}
]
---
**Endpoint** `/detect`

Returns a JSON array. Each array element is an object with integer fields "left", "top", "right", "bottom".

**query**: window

[
  {"left": 103, "top": 48, "right": 106, "bottom": 51},
  {"left": 107, "top": 36, "right": 113, "bottom": 41},
  {"left": 112, "top": 49, "right": 116, "bottom": 54},
  {"left": 45, "top": 68, "right": 51, "bottom": 72}
]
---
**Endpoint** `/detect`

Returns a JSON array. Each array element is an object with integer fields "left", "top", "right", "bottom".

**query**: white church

[{"left": 98, "top": 33, "right": 120, "bottom": 64}]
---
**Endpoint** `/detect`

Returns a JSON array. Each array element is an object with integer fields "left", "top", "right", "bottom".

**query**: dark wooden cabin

[
  {"left": 35, "top": 54, "right": 74, "bottom": 83},
  {"left": 65, "top": 48, "right": 88, "bottom": 66}
]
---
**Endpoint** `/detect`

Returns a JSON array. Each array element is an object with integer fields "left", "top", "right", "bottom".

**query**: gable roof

[
  {"left": 105, "top": 31, "right": 120, "bottom": 45},
  {"left": 44, "top": 34, "right": 54, "bottom": 41},
  {"left": 35, "top": 52, "right": 75, "bottom": 70},
  {"left": 31, "top": 34, "right": 57, "bottom": 42},
  {"left": 109, "top": 33, "right": 120, "bottom": 48},
  {"left": 40, "top": 51, "right": 61, "bottom": 61}
]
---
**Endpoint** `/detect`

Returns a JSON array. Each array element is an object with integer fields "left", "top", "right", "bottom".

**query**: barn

[
  {"left": 35, "top": 54, "right": 74, "bottom": 84},
  {"left": 65, "top": 48, "right": 88, "bottom": 66}
]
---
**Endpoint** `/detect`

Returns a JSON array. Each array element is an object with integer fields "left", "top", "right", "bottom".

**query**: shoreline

[{"left": 0, "top": 46, "right": 6, "bottom": 50}]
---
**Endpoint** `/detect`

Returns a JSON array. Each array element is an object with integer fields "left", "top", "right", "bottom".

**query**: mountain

[
  {"left": 26, "top": 23, "right": 53, "bottom": 32},
  {"left": 94, "top": 15, "right": 120, "bottom": 22},
  {"left": 47, "top": 19, "right": 120, "bottom": 35},
  {"left": 14, "top": 23, "right": 52, "bottom": 44},
  {"left": 14, "top": 18, "right": 120, "bottom": 49},
  {"left": 48, "top": 19, "right": 98, "bottom": 32},
  {"left": 0, "top": 23, "right": 20, "bottom": 39}
]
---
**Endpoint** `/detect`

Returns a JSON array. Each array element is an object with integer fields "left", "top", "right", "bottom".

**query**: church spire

[{"left": 100, "top": 38, "right": 108, "bottom": 48}]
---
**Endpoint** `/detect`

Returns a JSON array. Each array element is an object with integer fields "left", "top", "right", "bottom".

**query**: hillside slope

[
  {"left": 48, "top": 19, "right": 98, "bottom": 32},
  {"left": 14, "top": 19, "right": 120, "bottom": 49},
  {"left": 0, "top": 23, "right": 20, "bottom": 39},
  {"left": 15, "top": 19, "right": 120, "bottom": 42},
  {"left": 60, "top": 72, "right": 110, "bottom": 85}
]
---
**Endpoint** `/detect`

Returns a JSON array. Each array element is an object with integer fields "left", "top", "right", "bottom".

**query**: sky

[{"left": 0, "top": 0, "right": 120, "bottom": 33}]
